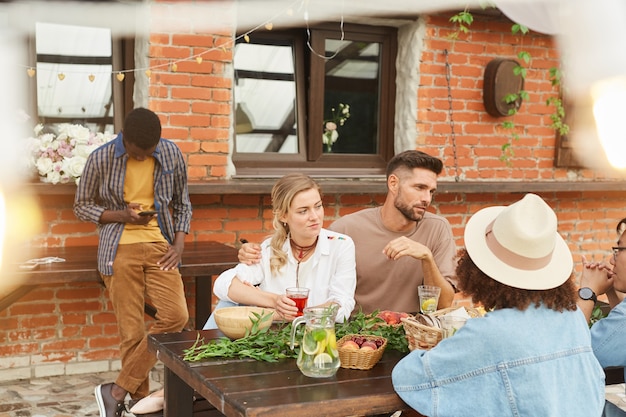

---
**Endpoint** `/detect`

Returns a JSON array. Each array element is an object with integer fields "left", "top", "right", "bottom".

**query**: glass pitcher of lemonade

[{"left": 290, "top": 305, "right": 340, "bottom": 378}]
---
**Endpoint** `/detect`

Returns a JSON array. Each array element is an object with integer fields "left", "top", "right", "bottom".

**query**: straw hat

[{"left": 464, "top": 193, "right": 573, "bottom": 290}]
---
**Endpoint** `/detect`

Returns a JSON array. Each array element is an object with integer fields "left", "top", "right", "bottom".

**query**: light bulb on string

[
  {"left": 116, "top": 72, "right": 125, "bottom": 82},
  {"left": 16, "top": 0, "right": 309, "bottom": 87},
  {"left": 88, "top": 74, "right": 95, "bottom": 82}
]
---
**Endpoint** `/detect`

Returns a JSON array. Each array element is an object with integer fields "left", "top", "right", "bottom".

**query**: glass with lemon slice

[
  {"left": 418, "top": 285, "right": 441, "bottom": 314},
  {"left": 290, "top": 306, "right": 340, "bottom": 378}
]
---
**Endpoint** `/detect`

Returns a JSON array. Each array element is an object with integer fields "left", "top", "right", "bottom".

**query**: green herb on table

[
  {"left": 183, "top": 317, "right": 300, "bottom": 362},
  {"left": 184, "top": 309, "right": 410, "bottom": 363}
]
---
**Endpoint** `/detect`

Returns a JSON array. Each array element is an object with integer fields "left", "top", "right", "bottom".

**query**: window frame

[
  {"left": 28, "top": 28, "right": 134, "bottom": 133},
  {"left": 232, "top": 23, "right": 397, "bottom": 178}
]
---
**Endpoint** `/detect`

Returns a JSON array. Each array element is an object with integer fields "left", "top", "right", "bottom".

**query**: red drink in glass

[
  {"left": 286, "top": 287, "right": 310, "bottom": 317},
  {"left": 289, "top": 295, "right": 308, "bottom": 316}
]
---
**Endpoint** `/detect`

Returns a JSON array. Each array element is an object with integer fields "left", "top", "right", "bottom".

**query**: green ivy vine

[{"left": 448, "top": 9, "right": 568, "bottom": 165}]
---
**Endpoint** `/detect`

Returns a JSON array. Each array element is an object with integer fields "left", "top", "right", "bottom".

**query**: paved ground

[{"left": 0, "top": 368, "right": 163, "bottom": 417}]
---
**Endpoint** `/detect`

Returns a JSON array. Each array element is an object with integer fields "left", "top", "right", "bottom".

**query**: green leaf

[
  {"left": 517, "top": 51, "right": 531, "bottom": 64},
  {"left": 519, "top": 90, "right": 529, "bottom": 101},
  {"left": 504, "top": 93, "right": 519, "bottom": 104},
  {"left": 589, "top": 305, "right": 608, "bottom": 328}
]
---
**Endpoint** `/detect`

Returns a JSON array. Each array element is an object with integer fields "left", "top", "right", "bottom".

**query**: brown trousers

[{"left": 101, "top": 242, "right": 189, "bottom": 398}]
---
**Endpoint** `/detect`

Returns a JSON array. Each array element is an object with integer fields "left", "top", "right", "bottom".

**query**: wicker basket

[
  {"left": 401, "top": 307, "right": 481, "bottom": 351},
  {"left": 337, "top": 334, "right": 387, "bottom": 370}
]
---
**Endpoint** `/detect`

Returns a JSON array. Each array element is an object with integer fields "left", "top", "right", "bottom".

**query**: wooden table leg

[
  {"left": 195, "top": 275, "right": 212, "bottom": 330},
  {"left": 164, "top": 366, "right": 194, "bottom": 417}
]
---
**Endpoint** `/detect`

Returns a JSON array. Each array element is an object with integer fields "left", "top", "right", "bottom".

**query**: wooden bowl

[{"left": 214, "top": 306, "right": 274, "bottom": 339}]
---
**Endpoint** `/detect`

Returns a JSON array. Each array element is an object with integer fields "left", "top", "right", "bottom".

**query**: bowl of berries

[{"left": 337, "top": 334, "right": 387, "bottom": 370}]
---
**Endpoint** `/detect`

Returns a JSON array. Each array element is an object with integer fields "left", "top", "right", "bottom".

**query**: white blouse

[{"left": 213, "top": 228, "right": 356, "bottom": 322}]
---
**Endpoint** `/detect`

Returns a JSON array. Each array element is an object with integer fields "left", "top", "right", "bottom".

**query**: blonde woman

[
  {"left": 131, "top": 174, "right": 357, "bottom": 415},
  {"left": 205, "top": 173, "right": 356, "bottom": 326}
]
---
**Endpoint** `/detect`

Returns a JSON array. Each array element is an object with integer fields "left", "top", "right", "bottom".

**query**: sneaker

[{"left": 95, "top": 383, "right": 126, "bottom": 417}]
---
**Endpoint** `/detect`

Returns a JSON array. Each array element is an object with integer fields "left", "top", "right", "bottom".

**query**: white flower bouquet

[
  {"left": 323, "top": 103, "right": 350, "bottom": 153},
  {"left": 28, "top": 123, "right": 115, "bottom": 185}
]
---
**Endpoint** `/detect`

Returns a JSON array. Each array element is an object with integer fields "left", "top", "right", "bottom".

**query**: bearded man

[{"left": 328, "top": 150, "right": 456, "bottom": 314}]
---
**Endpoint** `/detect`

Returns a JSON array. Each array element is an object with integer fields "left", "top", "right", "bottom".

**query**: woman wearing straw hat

[{"left": 392, "top": 193, "right": 605, "bottom": 416}]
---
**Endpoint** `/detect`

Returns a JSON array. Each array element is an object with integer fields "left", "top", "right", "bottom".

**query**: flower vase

[{"left": 324, "top": 144, "right": 333, "bottom": 153}]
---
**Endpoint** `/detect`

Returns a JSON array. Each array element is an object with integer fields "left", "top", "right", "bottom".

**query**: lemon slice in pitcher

[{"left": 313, "top": 353, "right": 333, "bottom": 367}]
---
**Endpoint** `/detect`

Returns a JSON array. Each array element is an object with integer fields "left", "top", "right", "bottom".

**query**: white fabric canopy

[{"left": 494, "top": 0, "right": 560, "bottom": 34}]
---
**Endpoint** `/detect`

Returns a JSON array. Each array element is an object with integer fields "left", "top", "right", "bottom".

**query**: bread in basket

[
  {"left": 337, "top": 334, "right": 387, "bottom": 370},
  {"left": 401, "top": 306, "right": 481, "bottom": 351}
]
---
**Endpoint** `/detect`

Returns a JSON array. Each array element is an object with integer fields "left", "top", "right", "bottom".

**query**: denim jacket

[
  {"left": 591, "top": 299, "right": 626, "bottom": 383},
  {"left": 392, "top": 306, "right": 605, "bottom": 417}
]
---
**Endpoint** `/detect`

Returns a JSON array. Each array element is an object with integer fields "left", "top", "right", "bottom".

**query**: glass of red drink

[{"left": 286, "top": 287, "right": 310, "bottom": 317}]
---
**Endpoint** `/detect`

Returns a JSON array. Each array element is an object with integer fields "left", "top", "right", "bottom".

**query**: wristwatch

[{"left": 578, "top": 287, "right": 597, "bottom": 303}]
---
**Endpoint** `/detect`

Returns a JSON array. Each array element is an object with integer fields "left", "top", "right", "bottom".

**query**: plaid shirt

[{"left": 74, "top": 133, "right": 192, "bottom": 275}]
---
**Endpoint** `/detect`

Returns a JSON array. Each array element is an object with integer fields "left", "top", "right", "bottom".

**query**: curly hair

[{"left": 456, "top": 249, "right": 577, "bottom": 312}]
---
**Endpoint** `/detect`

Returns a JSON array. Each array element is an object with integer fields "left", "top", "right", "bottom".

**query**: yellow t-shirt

[{"left": 119, "top": 156, "right": 166, "bottom": 244}]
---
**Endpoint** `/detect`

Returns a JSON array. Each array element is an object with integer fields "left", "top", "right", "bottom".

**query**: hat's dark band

[{"left": 485, "top": 220, "right": 553, "bottom": 270}]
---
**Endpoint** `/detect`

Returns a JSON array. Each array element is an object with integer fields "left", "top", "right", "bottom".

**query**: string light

[{"left": 20, "top": 0, "right": 345, "bottom": 80}]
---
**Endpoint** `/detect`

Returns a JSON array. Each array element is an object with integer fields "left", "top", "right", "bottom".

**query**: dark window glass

[{"left": 233, "top": 23, "right": 397, "bottom": 177}]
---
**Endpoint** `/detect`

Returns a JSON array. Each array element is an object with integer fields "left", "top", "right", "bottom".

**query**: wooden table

[
  {"left": 148, "top": 330, "right": 412, "bottom": 417},
  {"left": 2, "top": 241, "right": 238, "bottom": 329}
]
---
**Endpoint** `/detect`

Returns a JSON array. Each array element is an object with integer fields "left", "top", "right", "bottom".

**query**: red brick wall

[{"left": 2, "top": 10, "right": 624, "bottom": 380}]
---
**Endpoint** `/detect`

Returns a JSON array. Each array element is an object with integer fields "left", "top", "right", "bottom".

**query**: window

[
  {"left": 31, "top": 22, "right": 134, "bottom": 134},
  {"left": 233, "top": 23, "right": 397, "bottom": 177}
]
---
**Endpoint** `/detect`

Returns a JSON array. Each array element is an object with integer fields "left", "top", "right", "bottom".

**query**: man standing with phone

[{"left": 74, "top": 107, "right": 192, "bottom": 417}]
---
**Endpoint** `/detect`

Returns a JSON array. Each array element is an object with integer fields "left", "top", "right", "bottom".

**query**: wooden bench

[{"left": 2, "top": 241, "right": 239, "bottom": 329}]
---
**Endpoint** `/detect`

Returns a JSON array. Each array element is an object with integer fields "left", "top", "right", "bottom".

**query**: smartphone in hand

[{"left": 139, "top": 210, "right": 157, "bottom": 216}]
